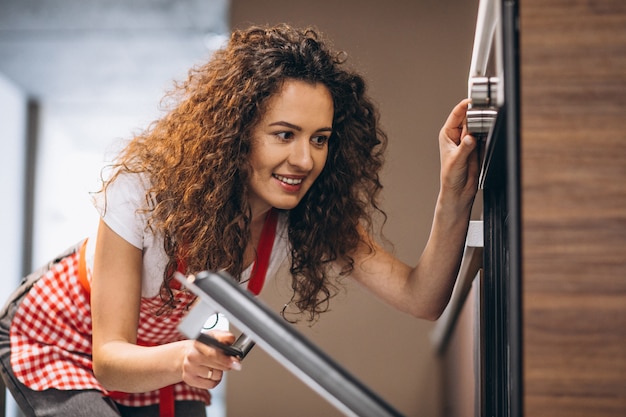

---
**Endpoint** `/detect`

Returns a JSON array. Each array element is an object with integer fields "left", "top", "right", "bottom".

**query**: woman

[{"left": 0, "top": 24, "right": 478, "bottom": 417}]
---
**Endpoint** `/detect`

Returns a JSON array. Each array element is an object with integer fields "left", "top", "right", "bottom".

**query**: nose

[{"left": 288, "top": 138, "right": 314, "bottom": 171}]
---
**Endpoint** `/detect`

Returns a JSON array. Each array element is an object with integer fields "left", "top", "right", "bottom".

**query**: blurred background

[{"left": 0, "top": 0, "right": 479, "bottom": 416}]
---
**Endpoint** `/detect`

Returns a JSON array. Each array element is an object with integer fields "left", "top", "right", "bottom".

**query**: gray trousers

[{"left": 0, "top": 247, "right": 207, "bottom": 417}]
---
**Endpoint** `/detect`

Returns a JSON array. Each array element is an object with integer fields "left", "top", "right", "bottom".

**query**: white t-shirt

[{"left": 87, "top": 172, "right": 290, "bottom": 298}]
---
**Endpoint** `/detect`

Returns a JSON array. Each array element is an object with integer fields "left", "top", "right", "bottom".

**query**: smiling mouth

[{"left": 273, "top": 174, "right": 303, "bottom": 185}]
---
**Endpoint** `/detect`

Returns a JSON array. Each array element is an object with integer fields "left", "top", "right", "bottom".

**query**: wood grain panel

[{"left": 521, "top": 1, "right": 626, "bottom": 416}]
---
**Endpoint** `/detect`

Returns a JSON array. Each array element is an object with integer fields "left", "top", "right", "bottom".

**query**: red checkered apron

[{"left": 9, "top": 208, "right": 279, "bottom": 416}]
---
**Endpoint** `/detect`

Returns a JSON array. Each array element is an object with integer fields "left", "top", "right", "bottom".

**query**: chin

[
  {"left": 271, "top": 197, "right": 304, "bottom": 210},
  {"left": 273, "top": 202, "right": 299, "bottom": 211}
]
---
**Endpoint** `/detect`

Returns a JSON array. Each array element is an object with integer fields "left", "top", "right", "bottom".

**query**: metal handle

[
  {"left": 175, "top": 271, "right": 404, "bottom": 417},
  {"left": 466, "top": 0, "right": 503, "bottom": 139}
]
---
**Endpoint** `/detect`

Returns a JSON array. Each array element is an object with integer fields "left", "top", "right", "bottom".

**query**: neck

[
  {"left": 250, "top": 204, "right": 272, "bottom": 223},
  {"left": 243, "top": 207, "right": 273, "bottom": 268}
]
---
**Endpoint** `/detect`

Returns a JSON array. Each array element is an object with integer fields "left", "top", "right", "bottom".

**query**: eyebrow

[{"left": 269, "top": 121, "right": 333, "bottom": 133}]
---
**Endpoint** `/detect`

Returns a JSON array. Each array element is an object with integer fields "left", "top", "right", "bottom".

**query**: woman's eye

[
  {"left": 311, "top": 135, "right": 329, "bottom": 146},
  {"left": 275, "top": 131, "right": 294, "bottom": 141}
]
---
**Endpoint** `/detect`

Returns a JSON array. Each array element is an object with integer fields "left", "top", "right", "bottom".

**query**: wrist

[{"left": 435, "top": 191, "right": 474, "bottom": 220}]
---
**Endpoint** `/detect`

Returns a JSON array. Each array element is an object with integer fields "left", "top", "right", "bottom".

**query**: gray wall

[{"left": 227, "top": 1, "right": 479, "bottom": 416}]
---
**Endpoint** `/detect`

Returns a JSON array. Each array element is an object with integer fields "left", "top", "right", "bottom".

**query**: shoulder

[
  {"left": 91, "top": 172, "right": 153, "bottom": 250},
  {"left": 92, "top": 172, "right": 151, "bottom": 211}
]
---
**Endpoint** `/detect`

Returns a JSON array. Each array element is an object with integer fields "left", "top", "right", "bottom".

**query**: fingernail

[
  {"left": 231, "top": 361, "right": 242, "bottom": 371},
  {"left": 463, "top": 135, "right": 474, "bottom": 145}
]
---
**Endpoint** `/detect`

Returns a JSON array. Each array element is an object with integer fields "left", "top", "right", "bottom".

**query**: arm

[
  {"left": 91, "top": 219, "right": 240, "bottom": 393},
  {"left": 348, "top": 99, "right": 479, "bottom": 321}
]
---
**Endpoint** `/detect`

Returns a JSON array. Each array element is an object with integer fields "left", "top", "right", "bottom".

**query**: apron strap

[
  {"left": 247, "top": 208, "right": 279, "bottom": 295},
  {"left": 77, "top": 239, "right": 90, "bottom": 294}
]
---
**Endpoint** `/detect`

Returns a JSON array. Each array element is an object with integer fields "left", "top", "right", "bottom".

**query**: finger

[
  {"left": 192, "top": 341, "right": 235, "bottom": 369},
  {"left": 192, "top": 339, "right": 243, "bottom": 372},
  {"left": 204, "top": 367, "right": 224, "bottom": 382},
  {"left": 458, "top": 135, "right": 478, "bottom": 160},
  {"left": 187, "top": 374, "right": 222, "bottom": 390},
  {"left": 208, "top": 330, "right": 240, "bottom": 370},
  {"left": 446, "top": 134, "right": 478, "bottom": 176},
  {"left": 444, "top": 99, "right": 470, "bottom": 128},
  {"left": 182, "top": 364, "right": 223, "bottom": 390},
  {"left": 441, "top": 99, "right": 471, "bottom": 142},
  {"left": 460, "top": 120, "right": 469, "bottom": 140},
  {"left": 210, "top": 330, "right": 236, "bottom": 344}
]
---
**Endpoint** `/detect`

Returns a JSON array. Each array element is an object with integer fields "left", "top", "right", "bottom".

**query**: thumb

[{"left": 458, "top": 135, "right": 478, "bottom": 158}]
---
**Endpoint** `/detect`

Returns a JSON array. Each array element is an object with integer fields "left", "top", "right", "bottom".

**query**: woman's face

[{"left": 248, "top": 79, "right": 334, "bottom": 216}]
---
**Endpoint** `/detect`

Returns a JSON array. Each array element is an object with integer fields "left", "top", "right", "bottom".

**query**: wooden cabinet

[{"left": 521, "top": 1, "right": 626, "bottom": 416}]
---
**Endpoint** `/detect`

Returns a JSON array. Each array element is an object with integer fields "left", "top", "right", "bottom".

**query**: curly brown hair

[{"left": 103, "top": 24, "right": 387, "bottom": 321}]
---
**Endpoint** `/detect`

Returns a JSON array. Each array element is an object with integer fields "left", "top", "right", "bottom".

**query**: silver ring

[{"left": 207, "top": 368, "right": 214, "bottom": 380}]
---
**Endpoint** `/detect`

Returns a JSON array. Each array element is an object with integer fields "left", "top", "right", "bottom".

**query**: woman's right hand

[
  {"left": 92, "top": 219, "right": 242, "bottom": 392},
  {"left": 180, "top": 330, "right": 242, "bottom": 389}
]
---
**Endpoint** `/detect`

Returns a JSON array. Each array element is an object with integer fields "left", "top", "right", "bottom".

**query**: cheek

[
  {"left": 319, "top": 149, "right": 329, "bottom": 171},
  {"left": 247, "top": 146, "right": 268, "bottom": 176},
  {"left": 311, "top": 150, "right": 329, "bottom": 180}
]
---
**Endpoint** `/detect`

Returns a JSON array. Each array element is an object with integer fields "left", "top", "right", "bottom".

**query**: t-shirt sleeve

[{"left": 91, "top": 172, "right": 149, "bottom": 250}]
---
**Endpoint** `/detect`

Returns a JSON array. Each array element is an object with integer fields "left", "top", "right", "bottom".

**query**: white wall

[
  {"left": 0, "top": 71, "right": 26, "bottom": 417},
  {"left": 0, "top": 74, "right": 26, "bottom": 283}
]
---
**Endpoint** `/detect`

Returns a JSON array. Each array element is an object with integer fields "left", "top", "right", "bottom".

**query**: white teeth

[{"left": 275, "top": 174, "right": 302, "bottom": 185}]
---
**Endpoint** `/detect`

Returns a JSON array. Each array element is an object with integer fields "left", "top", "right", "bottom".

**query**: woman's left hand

[{"left": 438, "top": 98, "right": 480, "bottom": 209}]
